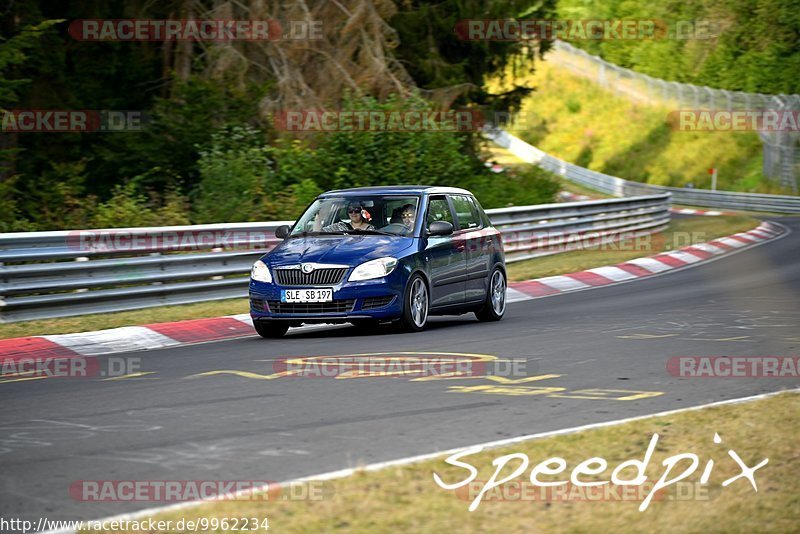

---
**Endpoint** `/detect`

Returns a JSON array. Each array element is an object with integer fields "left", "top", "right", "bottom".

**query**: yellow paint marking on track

[
  {"left": 0, "top": 375, "right": 52, "bottom": 384},
  {"left": 281, "top": 352, "right": 498, "bottom": 367},
  {"left": 102, "top": 372, "right": 157, "bottom": 381},
  {"left": 0, "top": 370, "right": 37, "bottom": 378},
  {"left": 335, "top": 369, "right": 428, "bottom": 379},
  {"left": 411, "top": 373, "right": 561, "bottom": 383},
  {"left": 549, "top": 389, "right": 664, "bottom": 401},
  {"left": 450, "top": 385, "right": 663, "bottom": 401},
  {"left": 448, "top": 385, "right": 567, "bottom": 396},
  {"left": 616, "top": 334, "right": 679, "bottom": 339},
  {"left": 481, "top": 374, "right": 562, "bottom": 384},
  {"left": 412, "top": 372, "right": 487, "bottom": 382},
  {"left": 186, "top": 370, "right": 303, "bottom": 380}
]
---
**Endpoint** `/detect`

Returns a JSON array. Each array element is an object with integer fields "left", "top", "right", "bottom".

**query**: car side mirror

[
  {"left": 275, "top": 225, "right": 290, "bottom": 239},
  {"left": 428, "top": 221, "right": 454, "bottom": 236}
]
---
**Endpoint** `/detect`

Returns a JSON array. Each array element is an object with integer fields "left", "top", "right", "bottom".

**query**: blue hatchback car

[{"left": 249, "top": 186, "right": 506, "bottom": 337}]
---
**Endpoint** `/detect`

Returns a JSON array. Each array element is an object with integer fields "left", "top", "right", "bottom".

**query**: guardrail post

[
  {"left": 0, "top": 260, "right": 4, "bottom": 321},
  {"left": 211, "top": 247, "right": 224, "bottom": 280},
  {"left": 75, "top": 256, "right": 89, "bottom": 293}
]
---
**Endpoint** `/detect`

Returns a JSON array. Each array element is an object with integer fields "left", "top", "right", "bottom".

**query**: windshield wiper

[
  {"left": 345, "top": 229, "right": 398, "bottom": 236},
  {"left": 293, "top": 231, "right": 349, "bottom": 237}
]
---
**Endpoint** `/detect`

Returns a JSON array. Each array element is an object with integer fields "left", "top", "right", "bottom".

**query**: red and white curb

[
  {"left": 506, "top": 221, "right": 786, "bottom": 302},
  {"left": 0, "top": 222, "right": 787, "bottom": 363},
  {"left": 0, "top": 315, "right": 257, "bottom": 363},
  {"left": 557, "top": 191, "right": 735, "bottom": 216},
  {"left": 0, "top": 317, "right": 346, "bottom": 364}
]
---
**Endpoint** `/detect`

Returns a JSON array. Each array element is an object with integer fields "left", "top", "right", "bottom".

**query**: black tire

[
  {"left": 475, "top": 267, "right": 506, "bottom": 322},
  {"left": 399, "top": 273, "right": 429, "bottom": 332},
  {"left": 254, "top": 321, "right": 289, "bottom": 339}
]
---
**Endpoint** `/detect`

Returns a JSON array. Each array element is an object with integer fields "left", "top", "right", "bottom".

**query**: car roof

[{"left": 320, "top": 185, "right": 473, "bottom": 196}]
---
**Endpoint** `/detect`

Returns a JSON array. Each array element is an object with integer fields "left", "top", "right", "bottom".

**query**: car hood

[{"left": 264, "top": 235, "right": 416, "bottom": 267}]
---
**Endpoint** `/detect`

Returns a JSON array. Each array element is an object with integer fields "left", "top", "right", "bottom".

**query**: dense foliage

[
  {"left": 0, "top": 0, "right": 558, "bottom": 231},
  {"left": 557, "top": 0, "right": 800, "bottom": 94}
]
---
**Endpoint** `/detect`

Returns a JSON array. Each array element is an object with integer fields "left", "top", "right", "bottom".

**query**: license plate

[{"left": 281, "top": 288, "right": 333, "bottom": 303}]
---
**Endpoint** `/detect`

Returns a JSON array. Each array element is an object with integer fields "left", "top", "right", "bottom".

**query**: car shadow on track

[{"left": 280, "top": 317, "right": 482, "bottom": 339}]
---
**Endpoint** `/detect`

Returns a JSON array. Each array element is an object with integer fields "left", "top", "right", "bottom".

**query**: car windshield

[{"left": 290, "top": 195, "right": 421, "bottom": 237}]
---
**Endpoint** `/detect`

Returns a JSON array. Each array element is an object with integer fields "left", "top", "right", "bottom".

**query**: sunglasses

[{"left": 347, "top": 208, "right": 362, "bottom": 214}]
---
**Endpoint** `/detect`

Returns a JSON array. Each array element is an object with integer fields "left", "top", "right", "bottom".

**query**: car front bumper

[{"left": 249, "top": 270, "right": 406, "bottom": 323}]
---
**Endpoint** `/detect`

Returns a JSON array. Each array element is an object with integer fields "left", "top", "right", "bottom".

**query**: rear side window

[
  {"left": 451, "top": 195, "right": 481, "bottom": 230},
  {"left": 471, "top": 196, "right": 492, "bottom": 227},
  {"left": 426, "top": 196, "right": 454, "bottom": 228}
]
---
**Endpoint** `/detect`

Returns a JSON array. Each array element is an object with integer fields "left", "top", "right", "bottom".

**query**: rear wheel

[
  {"left": 254, "top": 321, "right": 289, "bottom": 339},
  {"left": 475, "top": 268, "right": 506, "bottom": 322},
  {"left": 399, "top": 274, "right": 429, "bottom": 332}
]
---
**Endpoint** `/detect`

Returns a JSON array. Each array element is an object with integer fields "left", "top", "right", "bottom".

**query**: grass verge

[
  {"left": 81, "top": 391, "right": 800, "bottom": 533},
  {"left": 506, "top": 215, "right": 760, "bottom": 282}
]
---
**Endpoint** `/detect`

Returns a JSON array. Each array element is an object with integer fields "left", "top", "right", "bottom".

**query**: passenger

[{"left": 400, "top": 204, "right": 416, "bottom": 230}]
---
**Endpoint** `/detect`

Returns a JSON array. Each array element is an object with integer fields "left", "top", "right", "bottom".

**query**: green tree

[
  {"left": 193, "top": 126, "right": 274, "bottom": 223},
  {"left": 0, "top": 19, "right": 63, "bottom": 231},
  {"left": 558, "top": 0, "right": 800, "bottom": 94},
  {"left": 391, "top": 0, "right": 557, "bottom": 110}
]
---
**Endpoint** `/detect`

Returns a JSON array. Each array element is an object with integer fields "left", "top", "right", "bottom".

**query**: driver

[{"left": 317, "top": 202, "right": 376, "bottom": 232}]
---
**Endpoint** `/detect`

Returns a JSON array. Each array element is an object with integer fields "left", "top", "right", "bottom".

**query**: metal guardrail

[
  {"left": 0, "top": 222, "right": 290, "bottom": 323},
  {"left": 487, "top": 127, "right": 800, "bottom": 214},
  {"left": 487, "top": 195, "right": 670, "bottom": 263},
  {"left": 0, "top": 196, "right": 670, "bottom": 323}
]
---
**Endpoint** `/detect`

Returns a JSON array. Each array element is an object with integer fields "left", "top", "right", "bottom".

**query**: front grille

[
  {"left": 274, "top": 268, "right": 348, "bottom": 286},
  {"left": 250, "top": 297, "right": 269, "bottom": 312},
  {"left": 361, "top": 296, "right": 395, "bottom": 310},
  {"left": 267, "top": 299, "right": 355, "bottom": 314}
]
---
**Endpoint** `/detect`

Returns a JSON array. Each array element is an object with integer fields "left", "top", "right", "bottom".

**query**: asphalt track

[{"left": 1, "top": 217, "right": 799, "bottom": 523}]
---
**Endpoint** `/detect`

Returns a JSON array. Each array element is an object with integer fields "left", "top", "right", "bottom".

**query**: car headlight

[
  {"left": 349, "top": 257, "right": 398, "bottom": 281},
  {"left": 251, "top": 260, "right": 272, "bottom": 283}
]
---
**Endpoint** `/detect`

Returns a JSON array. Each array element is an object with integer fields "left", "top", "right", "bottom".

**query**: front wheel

[
  {"left": 399, "top": 274, "right": 429, "bottom": 332},
  {"left": 254, "top": 321, "right": 289, "bottom": 339},
  {"left": 475, "top": 268, "right": 506, "bottom": 322}
]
